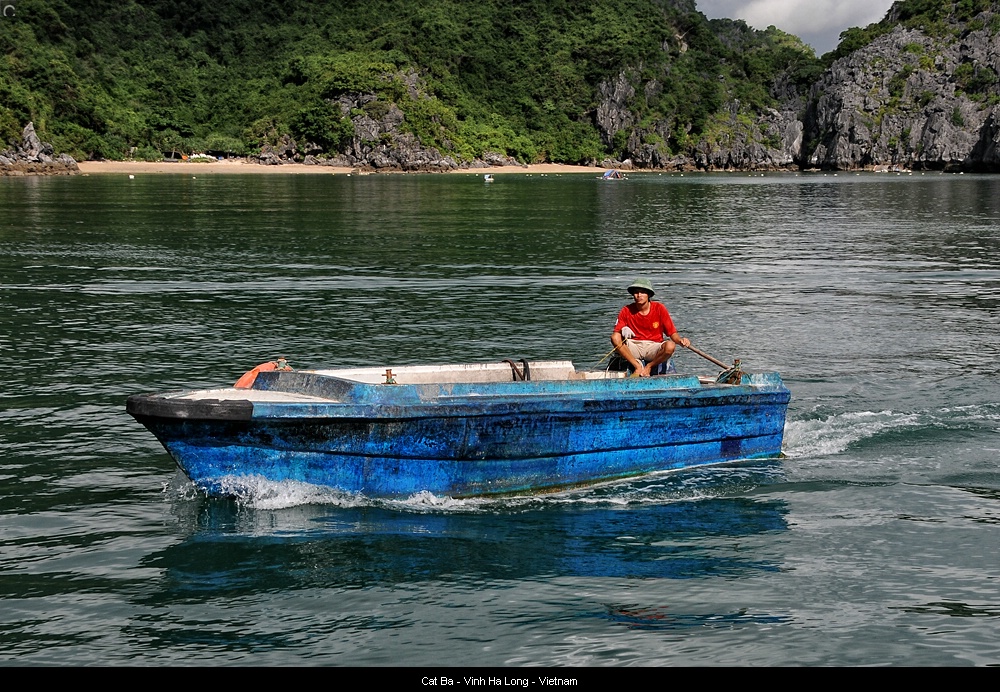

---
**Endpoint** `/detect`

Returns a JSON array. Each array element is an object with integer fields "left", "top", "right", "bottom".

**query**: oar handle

[{"left": 683, "top": 343, "right": 729, "bottom": 369}]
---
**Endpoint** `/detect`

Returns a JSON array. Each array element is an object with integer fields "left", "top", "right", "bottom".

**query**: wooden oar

[{"left": 683, "top": 343, "right": 729, "bottom": 369}]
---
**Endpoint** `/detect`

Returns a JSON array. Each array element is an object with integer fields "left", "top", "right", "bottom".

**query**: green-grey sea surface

[{"left": 1, "top": 171, "right": 998, "bottom": 666}]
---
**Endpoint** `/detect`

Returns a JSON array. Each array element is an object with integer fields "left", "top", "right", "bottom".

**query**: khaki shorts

[{"left": 627, "top": 340, "right": 668, "bottom": 361}]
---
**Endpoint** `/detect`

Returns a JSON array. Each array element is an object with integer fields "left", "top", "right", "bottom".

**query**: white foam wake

[{"left": 783, "top": 410, "right": 923, "bottom": 458}]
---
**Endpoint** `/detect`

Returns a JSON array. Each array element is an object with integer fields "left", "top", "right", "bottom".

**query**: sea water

[{"left": 1, "top": 171, "right": 998, "bottom": 665}]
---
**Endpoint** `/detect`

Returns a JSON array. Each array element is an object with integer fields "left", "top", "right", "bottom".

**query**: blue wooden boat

[{"left": 126, "top": 360, "right": 790, "bottom": 498}]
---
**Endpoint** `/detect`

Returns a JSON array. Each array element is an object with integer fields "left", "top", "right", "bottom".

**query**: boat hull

[{"left": 127, "top": 365, "right": 790, "bottom": 498}]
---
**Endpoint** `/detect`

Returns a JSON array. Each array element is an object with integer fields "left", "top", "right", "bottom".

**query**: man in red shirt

[{"left": 611, "top": 278, "right": 690, "bottom": 377}]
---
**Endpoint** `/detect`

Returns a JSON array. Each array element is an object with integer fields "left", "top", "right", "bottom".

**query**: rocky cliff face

[
  {"left": 597, "top": 7, "right": 1000, "bottom": 172},
  {"left": 253, "top": 98, "right": 462, "bottom": 171},
  {"left": 321, "top": 91, "right": 460, "bottom": 171},
  {"left": 592, "top": 70, "right": 807, "bottom": 172},
  {"left": 804, "top": 23, "right": 1000, "bottom": 171},
  {"left": 691, "top": 107, "right": 803, "bottom": 171},
  {"left": 254, "top": 71, "right": 522, "bottom": 172},
  {"left": 1, "top": 123, "right": 78, "bottom": 176}
]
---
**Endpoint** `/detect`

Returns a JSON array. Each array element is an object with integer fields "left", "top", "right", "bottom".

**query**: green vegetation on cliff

[
  {"left": 0, "top": 0, "right": 822, "bottom": 163},
  {"left": 827, "top": 0, "right": 1000, "bottom": 62}
]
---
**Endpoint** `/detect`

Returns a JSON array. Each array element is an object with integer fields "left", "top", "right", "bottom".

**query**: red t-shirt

[{"left": 614, "top": 302, "right": 676, "bottom": 342}]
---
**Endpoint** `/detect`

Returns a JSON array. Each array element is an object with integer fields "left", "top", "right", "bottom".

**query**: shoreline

[{"left": 77, "top": 160, "right": 609, "bottom": 176}]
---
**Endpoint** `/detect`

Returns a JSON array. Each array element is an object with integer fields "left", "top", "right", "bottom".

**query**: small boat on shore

[{"left": 127, "top": 359, "right": 790, "bottom": 498}]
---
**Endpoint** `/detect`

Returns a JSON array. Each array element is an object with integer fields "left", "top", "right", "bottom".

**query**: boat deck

[
  {"left": 311, "top": 360, "right": 616, "bottom": 384},
  {"left": 155, "top": 361, "right": 744, "bottom": 406}
]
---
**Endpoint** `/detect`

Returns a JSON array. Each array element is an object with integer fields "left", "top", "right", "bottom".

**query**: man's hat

[{"left": 627, "top": 278, "right": 655, "bottom": 297}]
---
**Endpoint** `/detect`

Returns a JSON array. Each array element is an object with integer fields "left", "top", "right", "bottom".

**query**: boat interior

[
  {"left": 144, "top": 360, "right": 763, "bottom": 408},
  {"left": 162, "top": 360, "right": 743, "bottom": 407},
  {"left": 309, "top": 360, "right": 624, "bottom": 385}
]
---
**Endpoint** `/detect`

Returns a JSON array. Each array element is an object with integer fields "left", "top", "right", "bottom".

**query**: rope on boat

[
  {"left": 502, "top": 358, "right": 531, "bottom": 381},
  {"left": 716, "top": 359, "right": 744, "bottom": 384},
  {"left": 595, "top": 343, "right": 621, "bottom": 368}
]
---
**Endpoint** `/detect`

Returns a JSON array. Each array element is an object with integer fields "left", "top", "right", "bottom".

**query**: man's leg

[{"left": 643, "top": 341, "right": 676, "bottom": 372}]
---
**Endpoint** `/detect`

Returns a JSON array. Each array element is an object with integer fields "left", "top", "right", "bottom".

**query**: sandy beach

[{"left": 76, "top": 160, "right": 609, "bottom": 176}]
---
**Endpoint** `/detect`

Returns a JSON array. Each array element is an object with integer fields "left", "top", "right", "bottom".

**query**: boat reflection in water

[{"left": 146, "top": 486, "right": 790, "bottom": 590}]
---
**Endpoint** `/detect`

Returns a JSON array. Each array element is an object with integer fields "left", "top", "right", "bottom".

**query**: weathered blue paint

[{"left": 127, "top": 368, "right": 790, "bottom": 498}]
